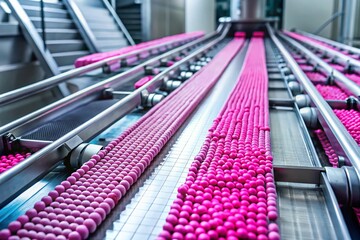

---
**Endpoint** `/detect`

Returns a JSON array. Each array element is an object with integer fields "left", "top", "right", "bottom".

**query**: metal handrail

[
  {"left": 0, "top": 26, "right": 224, "bottom": 135},
  {"left": 0, "top": 24, "right": 230, "bottom": 207},
  {"left": 0, "top": 31, "right": 213, "bottom": 106},
  {"left": 39, "top": 0, "right": 46, "bottom": 50},
  {"left": 267, "top": 25, "right": 360, "bottom": 181},
  {"left": 295, "top": 29, "right": 360, "bottom": 56},
  {"left": 279, "top": 33, "right": 360, "bottom": 99},
  {"left": 102, "top": 0, "right": 135, "bottom": 46},
  {"left": 62, "top": 0, "right": 98, "bottom": 53}
]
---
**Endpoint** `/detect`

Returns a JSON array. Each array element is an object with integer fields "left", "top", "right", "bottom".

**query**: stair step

[
  {"left": 18, "top": 0, "right": 64, "bottom": 9},
  {"left": 80, "top": 7, "right": 111, "bottom": 17},
  {"left": 88, "top": 23, "right": 119, "bottom": 31},
  {"left": 98, "top": 39, "right": 127, "bottom": 48},
  {"left": 53, "top": 51, "right": 90, "bottom": 66},
  {"left": 23, "top": 5, "right": 69, "bottom": 19},
  {"left": 46, "top": 40, "right": 87, "bottom": 53},
  {"left": 58, "top": 65, "right": 74, "bottom": 73},
  {"left": 30, "top": 17, "right": 75, "bottom": 29},
  {"left": 37, "top": 29, "right": 81, "bottom": 40},
  {"left": 93, "top": 31, "right": 125, "bottom": 39}
]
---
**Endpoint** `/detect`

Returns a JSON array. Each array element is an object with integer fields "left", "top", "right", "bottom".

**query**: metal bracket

[{"left": 274, "top": 165, "right": 324, "bottom": 184}]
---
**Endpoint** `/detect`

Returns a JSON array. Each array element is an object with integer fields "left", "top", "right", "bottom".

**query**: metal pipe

[
  {"left": 295, "top": 30, "right": 360, "bottom": 56},
  {"left": 287, "top": 31, "right": 360, "bottom": 69},
  {"left": 281, "top": 33, "right": 360, "bottom": 98},
  {"left": 0, "top": 25, "right": 230, "bottom": 206},
  {"left": 0, "top": 29, "right": 217, "bottom": 106},
  {"left": 267, "top": 24, "right": 360, "bottom": 181}
]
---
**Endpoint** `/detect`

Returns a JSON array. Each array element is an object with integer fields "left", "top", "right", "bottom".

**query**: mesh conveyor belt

[
  {"left": 270, "top": 109, "right": 313, "bottom": 166},
  {"left": 91, "top": 40, "right": 249, "bottom": 240},
  {"left": 22, "top": 100, "right": 119, "bottom": 141},
  {"left": 277, "top": 183, "right": 338, "bottom": 240}
]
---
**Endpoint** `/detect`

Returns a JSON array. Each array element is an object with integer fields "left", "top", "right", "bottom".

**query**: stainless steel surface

[
  {"left": 89, "top": 39, "right": 248, "bottom": 240},
  {"left": 62, "top": 0, "right": 99, "bottom": 53},
  {"left": 5, "top": 0, "right": 60, "bottom": 76},
  {"left": 270, "top": 108, "right": 314, "bottom": 166},
  {"left": 277, "top": 182, "right": 344, "bottom": 240},
  {"left": 0, "top": 28, "right": 214, "bottom": 106},
  {"left": 268, "top": 25, "right": 360, "bottom": 181},
  {"left": 0, "top": 27, "right": 230, "bottom": 207},
  {"left": 240, "top": 0, "right": 266, "bottom": 20},
  {"left": 274, "top": 166, "right": 324, "bottom": 184},
  {"left": 281, "top": 33, "right": 360, "bottom": 98}
]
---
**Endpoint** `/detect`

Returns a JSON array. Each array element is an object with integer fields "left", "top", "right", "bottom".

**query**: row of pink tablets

[
  {"left": 159, "top": 34, "right": 280, "bottom": 240},
  {"left": 0, "top": 153, "right": 31, "bottom": 174},
  {"left": 74, "top": 32, "right": 204, "bottom": 68},
  {"left": 0, "top": 36, "right": 245, "bottom": 240}
]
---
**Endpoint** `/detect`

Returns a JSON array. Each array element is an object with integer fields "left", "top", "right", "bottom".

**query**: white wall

[
  {"left": 185, "top": 0, "right": 216, "bottom": 33},
  {"left": 284, "top": 0, "right": 336, "bottom": 39}
]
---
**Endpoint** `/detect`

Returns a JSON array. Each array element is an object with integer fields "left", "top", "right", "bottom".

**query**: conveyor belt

[
  {"left": 90, "top": 37, "right": 250, "bottom": 240},
  {"left": 23, "top": 100, "right": 119, "bottom": 141},
  {"left": 277, "top": 183, "right": 338, "bottom": 239},
  {"left": 270, "top": 109, "right": 313, "bottom": 166}
]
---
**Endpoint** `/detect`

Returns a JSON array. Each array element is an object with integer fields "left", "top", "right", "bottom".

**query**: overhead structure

[{"left": 0, "top": 9, "right": 360, "bottom": 240}]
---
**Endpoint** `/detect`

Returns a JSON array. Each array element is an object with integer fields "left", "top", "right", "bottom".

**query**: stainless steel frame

[
  {"left": 0, "top": 31, "right": 213, "bottom": 106},
  {"left": 267, "top": 26, "right": 352, "bottom": 239},
  {"left": 268, "top": 24, "right": 360, "bottom": 185},
  {"left": 0, "top": 23, "right": 230, "bottom": 207}
]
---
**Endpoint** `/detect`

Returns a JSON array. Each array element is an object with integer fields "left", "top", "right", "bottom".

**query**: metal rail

[
  {"left": 101, "top": 0, "right": 135, "bottom": 46},
  {"left": 287, "top": 31, "right": 360, "bottom": 70},
  {"left": 295, "top": 29, "right": 360, "bottom": 56},
  {"left": 279, "top": 33, "right": 360, "bottom": 99},
  {"left": 267, "top": 25, "right": 360, "bottom": 182},
  {"left": 0, "top": 24, "right": 230, "bottom": 207},
  {"left": 0, "top": 31, "right": 213, "bottom": 106}
]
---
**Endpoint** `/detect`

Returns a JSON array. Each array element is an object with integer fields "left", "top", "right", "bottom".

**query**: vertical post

[{"left": 40, "top": 0, "right": 46, "bottom": 50}]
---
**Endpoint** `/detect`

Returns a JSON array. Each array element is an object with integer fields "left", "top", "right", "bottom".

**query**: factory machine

[{"left": 0, "top": 1, "right": 360, "bottom": 240}]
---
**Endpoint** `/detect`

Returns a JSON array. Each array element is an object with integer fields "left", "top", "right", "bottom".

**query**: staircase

[
  {"left": 116, "top": 1, "right": 142, "bottom": 43},
  {"left": 18, "top": 0, "right": 90, "bottom": 73},
  {"left": 70, "top": 0, "right": 134, "bottom": 52}
]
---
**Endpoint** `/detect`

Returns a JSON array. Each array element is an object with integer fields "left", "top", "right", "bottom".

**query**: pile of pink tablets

[
  {"left": 314, "top": 129, "right": 339, "bottom": 167},
  {"left": 0, "top": 37, "right": 245, "bottom": 240},
  {"left": 159, "top": 34, "right": 280, "bottom": 240},
  {"left": 0, "top": 153, "right": 31, "bottom": 174}
]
